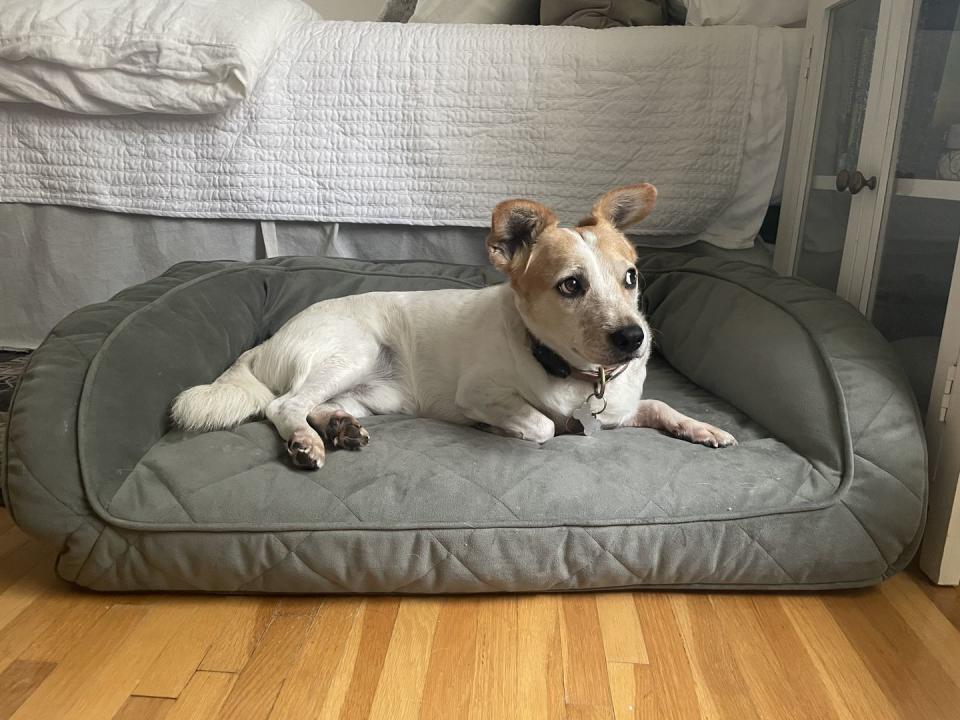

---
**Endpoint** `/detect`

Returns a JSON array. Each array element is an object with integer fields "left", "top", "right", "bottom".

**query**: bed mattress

[{"left": 2, "top": 254, "right": 926, "bottom": 592}]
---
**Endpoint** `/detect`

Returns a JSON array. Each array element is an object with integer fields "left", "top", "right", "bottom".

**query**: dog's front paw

[
  {"left": 287, "top": 429, "right": 326, "bottom": 469},
  {"left": 323, "top": 411, "right": 370, "bottom": 451},
  {"left": 674, "top": 420, "right": 737, "bottom": 449},
  {"left": 521, "top": 416, "right": 556, "bottom": 444}
]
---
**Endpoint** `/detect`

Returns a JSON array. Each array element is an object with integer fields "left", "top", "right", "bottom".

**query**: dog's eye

[
  {"left": 624, "top": 268, "right": 638, "bottom": 289},
  {"left": 557, "top": 276, "right": 584, "bottom": 298}
]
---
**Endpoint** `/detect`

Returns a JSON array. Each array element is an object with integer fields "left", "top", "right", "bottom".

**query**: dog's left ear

[
  {"left": 581, "top": 183, "right": 657, "bottom": 230},
  {"left": 487, "top": 199, "right": 557, "bottom": 273}
]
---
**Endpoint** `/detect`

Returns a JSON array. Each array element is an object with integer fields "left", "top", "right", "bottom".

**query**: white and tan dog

[{"left": 172, "top": 184, "right": 736, "bottom": 469}]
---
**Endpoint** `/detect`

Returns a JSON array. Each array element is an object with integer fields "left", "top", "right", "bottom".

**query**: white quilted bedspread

[{"left": 0, "top": 21, "right": 773, "bottom": 237}]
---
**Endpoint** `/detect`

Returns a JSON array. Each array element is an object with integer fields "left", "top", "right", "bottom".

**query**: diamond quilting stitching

[
  {"left": 730, "top": 522, "right": 796, "bottom": 583},
  {"left": 252, "top": 533, "right": 355, "bottom": 593},
  {"left": 425, "top": 531, "right": 499, "bottom": 592},
  {"left": 545, "top": 527, "right": 644, "bottom": 590}
]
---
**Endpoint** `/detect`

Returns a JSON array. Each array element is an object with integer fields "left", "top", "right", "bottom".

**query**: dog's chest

[{"left": 532, "top": 366, "right": 644, "bottom": 430}]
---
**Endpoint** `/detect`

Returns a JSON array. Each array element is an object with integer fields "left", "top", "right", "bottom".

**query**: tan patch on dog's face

[
  {"left": 510, "top": 222, "right": 647, "bottom": 367},
  {"left": 486, "top": 184, "right": 656, "bottom": 368}
]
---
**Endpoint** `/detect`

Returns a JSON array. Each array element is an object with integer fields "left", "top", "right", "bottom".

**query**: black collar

[
  {"left": 528, "top": 333, "right": 631, "bottom": 385},
  {"left": 530, "top": 335, "right": 574, "bottom": 379}
]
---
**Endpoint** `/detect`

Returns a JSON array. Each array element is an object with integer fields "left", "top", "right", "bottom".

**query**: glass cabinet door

[
  {"left": 795, "top": 0, "right": 884, "bottom": 291},
  {"left": 867, "top": 0, "right": 960, "bottom": 414}
]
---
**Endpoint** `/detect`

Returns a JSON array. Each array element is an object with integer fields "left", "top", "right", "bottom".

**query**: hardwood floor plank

[
  {"left": 419, "top": 598, "right": 481, "bottom": 720},
  {"left": 17, "top": 593, "right": 113, "bottom": 665},
  {"left": 596, "top": 593, "right": 648, "bottom": 664},
  {"left": 112, "top": 696, "right": 175, "bottom": 720},
  {"left": 517, "top": 594, "right": 565, "bottom": 720},
  {"left": 0, "top": 596, "right": 62, "bottom": 674},
  {"left": 826, "top": 590, "right": 960, "bottom": 720},
  {"left": 215, "top": 605, "right": 320, "bottom": 720},
  {"left": 274, "top": 596, "right": 323, "bottom": 616},
  {"left": 468, "top": 596, "right": 519, "bottom": 720},
  {"left": 913, "top": 569, "right": 960, "bottom": 632},
  {"left": 268, "top": 599, "right": 362, "bottom": 720},
  {"left": 0, "top": 559, "right": 57, "bottom": 634},
  {"left": 711, "top": 594, "right": 838, "bottom": 720},
  {"left": 166, "top": 671, "right": 237, "bottom": 720},
  {"left": 337, "top": 597, "right": 401, "bottom": 720},
  {"left": 671, "top": 594, "right": 758, "bottom": 720},
  {"left": 609, "top": 660, "right": 692, "bottom": 720},
  {"left": 0, "top": 660, "right": 55, "bottom": 720},
  {"left": 368, "top": 598, "right": 442, "bottom": 720},
  {"left": 882, "top": 573, "right": 960, "bottom": 682},
  {"left": 606, "top": 662, "right": 637, "bottom": 720},
  {"left": 0, "top": 543, "right": 50, "bottom": 597},
  {"left": 566, "top": 705, "right": 615, "bottom": 720},
  {"left": 8, "top": 603, "right": 148, "bottom": 720},
  {"left": 780, "top": 595, "right": 898, "bottom": 720},
  {"left": 199, "top": 598, "right": 279, "bottom": 673},
  {"left": 560, "top": 595, "right": 612, "bottom": 708},
  {"left": 315, "top": 602, "right": 367, "bottom": 720},
  {"left": 632, "top": 593, "right": 701, "bottom": 720},
  {"left": 135, "top": 600, "right": 243, "bottom": 699},
  {"left": 0, "top": 527, "right": 29, "bottom": 559},
  {"left": 749, "top": 596, "right": 841, "bottom": 719},
  {"left": 58, "top": 602, "right": 201, "bottom": 720}
]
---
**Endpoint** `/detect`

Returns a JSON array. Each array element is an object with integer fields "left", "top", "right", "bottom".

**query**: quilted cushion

[{"left": 1, "top": 254, "right": 927, "bottom": 592}]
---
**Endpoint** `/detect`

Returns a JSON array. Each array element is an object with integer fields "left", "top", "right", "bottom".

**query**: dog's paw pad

[
  {"left": 287, "top": 431, "right": 325, "bottom": 469},
  {"left": 325, "top": 413, "right": 370, "bottom": 451}
]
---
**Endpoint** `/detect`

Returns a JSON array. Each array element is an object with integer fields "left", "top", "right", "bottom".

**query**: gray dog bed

[{"left": 1, "top": 254, "right": 926, "bottom": 592}]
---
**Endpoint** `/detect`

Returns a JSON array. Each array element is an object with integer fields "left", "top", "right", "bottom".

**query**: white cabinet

[{"left": 775, "top": 0, "right": 960, "bottom": 584}]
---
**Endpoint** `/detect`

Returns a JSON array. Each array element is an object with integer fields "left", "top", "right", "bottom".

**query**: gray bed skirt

[{"left": 0, "top": 203, "right": 772, "bottom": 349}]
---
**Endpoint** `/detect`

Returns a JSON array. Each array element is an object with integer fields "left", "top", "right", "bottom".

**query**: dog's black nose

[{"left": 610, "top": 324, "right": 645, "bottom": 353}]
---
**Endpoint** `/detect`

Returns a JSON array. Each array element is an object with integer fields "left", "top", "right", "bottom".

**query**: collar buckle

[{"left": 593, "top": 365, "right": 607, "bottom": 399}]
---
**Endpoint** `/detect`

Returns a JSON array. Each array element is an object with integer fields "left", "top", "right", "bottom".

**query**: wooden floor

[{"left": 2, "top": 508, "right": 960, "bottom": 720}]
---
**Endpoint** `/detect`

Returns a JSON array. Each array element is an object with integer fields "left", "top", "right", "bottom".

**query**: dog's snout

[{"left": 609, "top": 324, "right": 644, "bottom": 354}]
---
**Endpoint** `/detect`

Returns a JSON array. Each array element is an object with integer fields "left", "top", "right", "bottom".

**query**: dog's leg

[
  {"left": 456, "top": 384, "right": 555, "bottom": 443},
  {"left": 626, "top": 399, "right": 736, "bottom": 448},
  {"left": 267, "top": 371, "right": 375, "bottom": 470},
  {"left": 267, "top": 389, "right": 329, "bottom": 470}
]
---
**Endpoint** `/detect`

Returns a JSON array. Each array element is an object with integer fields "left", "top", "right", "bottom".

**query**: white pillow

[
  {"left": 0, "top": 0, "right": 315, "bottom": 115},
  {"left": 410, "top": 0, "right": 540, "bottom": 24},
  {"left": 680, "top": 0, "right": 807, "bottom": 26}
]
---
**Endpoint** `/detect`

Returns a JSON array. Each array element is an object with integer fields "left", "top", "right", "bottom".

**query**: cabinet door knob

[
  {"left": 835, "top": 169, "right": 850, "bottom": 192},
  {"left": 848, "top": 170, "right": 877, "bottom": 195}
]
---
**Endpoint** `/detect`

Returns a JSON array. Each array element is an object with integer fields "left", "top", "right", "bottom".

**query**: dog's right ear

[{"left": 486, "top": 200, "right": 557, "bottom": 273}]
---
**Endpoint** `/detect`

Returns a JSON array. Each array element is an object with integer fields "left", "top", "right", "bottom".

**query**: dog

[{"left": 172, "top": 183, "right": 736, "bottom": 469}]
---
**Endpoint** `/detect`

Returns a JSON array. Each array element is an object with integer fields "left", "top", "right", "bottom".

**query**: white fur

[
  {"left": 173, "top": 285, "right": 646, "bottom": 441},
  {"left": 171, "top": 350, "right": 274, "bottom": 432}
]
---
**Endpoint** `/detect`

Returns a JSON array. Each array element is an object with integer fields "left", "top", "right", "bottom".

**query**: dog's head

[{"left": 486, "top": 184, "right": 655, "bottom": 369}]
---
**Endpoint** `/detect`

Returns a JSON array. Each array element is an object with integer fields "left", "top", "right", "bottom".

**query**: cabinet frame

[{"left": 774, "top": 0, "right": 960, "bottom": 584}]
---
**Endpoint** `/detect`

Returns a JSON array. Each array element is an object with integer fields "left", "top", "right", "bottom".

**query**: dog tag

[{"left": 572, "top": 395, "right": 605, "bottom": 437}]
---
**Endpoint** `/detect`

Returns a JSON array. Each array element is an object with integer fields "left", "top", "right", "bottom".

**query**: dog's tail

[{"left": 171, "top": 352, "right": 275, "bottom": 432}]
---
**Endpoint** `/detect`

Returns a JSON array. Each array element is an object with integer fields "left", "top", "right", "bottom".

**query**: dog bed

[{"left": 1, "top": 254, "right": 926, "bottom": 592}]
